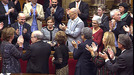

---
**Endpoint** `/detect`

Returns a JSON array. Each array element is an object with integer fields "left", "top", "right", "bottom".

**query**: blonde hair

[{"left": 103, "top": 31, "right": 116, "bottom": 54}]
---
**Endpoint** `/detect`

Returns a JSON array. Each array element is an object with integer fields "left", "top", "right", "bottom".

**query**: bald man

[
  {"left": 22, "top": 30, "right": 51, "bottom": 73},
  {"left": 11, "top": 13, "right": 31, "bottom": 50},
  {"left": 59, "top": 8, "right": 84, "bottom": 52}
]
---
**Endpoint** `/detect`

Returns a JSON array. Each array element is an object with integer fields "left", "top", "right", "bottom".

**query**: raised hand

[
  {"left": 99, "top": 52, "right": 108, "bottom": 59},
  {"left": 30, "top": 8, "right": 33, "bottom": 15},
  {"left": 23, "top": 28, "right": 27, "bottom": 34},
  {"left": 0, "top": 22, "right": 4, "bottom": 30},
  {"left": 17, "top": 35, "right": 24, "bottom": 47},
  {"left": 72, "top": 40, "right": 77, "bottom": 48},
  {"left": 123, "top": 25, "right": 130, "bottom": 33},
  {"left": 107, "top": 47, "right": 115, "bottom": 59}
]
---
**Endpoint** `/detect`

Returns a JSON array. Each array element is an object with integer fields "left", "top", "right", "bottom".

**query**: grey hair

[
  {"left": 110, "top": 9, "right": 119, "bottom": 18},
  {"left": 69, "top": 8, "right": 79, "bottom": 14},
  {"left": 118, "top": 34, "right": 132, "bottom": 50},
  {"left": 81, "top": 27, "right": 92, "bottom": 39},
  {"left": 92, "top": 15, "right": 101, "bottom": 24},
  {"left": 32, "top": 30, "right": 43, "bottom": 40}
]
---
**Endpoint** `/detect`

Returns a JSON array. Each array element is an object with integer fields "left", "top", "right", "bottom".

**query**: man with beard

[
  {"left": 23, "top": 0, "right": 44, "bottom": 31},
  {"left": 45, "top": 0, "right": 64, "bottom": 29}
]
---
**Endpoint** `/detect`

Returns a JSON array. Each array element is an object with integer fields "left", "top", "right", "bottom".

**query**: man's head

[
  {"left": 51, "top": 0, "right": 58, "bottom": 8},
  {"left": 31, "top": 30, "right": 43, "bottom": 44},
  {"left": 97, "top": 5, "right": 106, "bottom": 16},
  {"left": 110, "top": 9, "right": 121, "bottom": 21},
  {"left": 118, "top": 34, "right": 132, "bottom": 50},
  {"left": 31, "top": 0, "right": 37, "bottom": 4},
  {"left": 81, "top": 27, "right": 92, "bottom": 41},
  {"left": 2, "top": 0, "right": 9, "bottom": 4},
  {"left": 68, "top": 8, "right": 78, "bottom": 20},
  {"left": 17, "top": 13, "right": 26, "bottom": 25}
]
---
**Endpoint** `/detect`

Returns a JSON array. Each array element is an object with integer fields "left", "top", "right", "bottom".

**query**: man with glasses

[
  {"left": 59, "top": 8, "right": 84, "bottom": 52},
  {"left": 45, "top": 0, "right": 64, "bottom": 29}
]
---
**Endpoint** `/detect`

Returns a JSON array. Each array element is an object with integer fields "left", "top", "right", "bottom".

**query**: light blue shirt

[
  {"left": 113, "top": 22, "right": 118, "bottom": 47},
  {"left": 30, "top": 3, "right": 38, "bottom": 32},
  {"left": 3, "top": 3, "right": 11, "bottom": 24}
]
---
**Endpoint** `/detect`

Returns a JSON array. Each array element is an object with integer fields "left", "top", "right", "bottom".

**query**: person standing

[
  {"left": 45, "top": 0, "right": 64, "bottom": 29},
  {"left": 0, "top": 27, "right": 24, "bottom": 73},
  {"left": 99, "top": 34, "right": 133, "bottom": 75},
  {"left": 59, "top": 8, "right": 84, "bottom": 52},
  {"left": 0, "top": 0, "right": 18, "bottom": 28},
  {"left": 23, "top": 0, "right": 44, "bottom": 31},
  {"left": 22, "top": 30, "right": 51, "bottom": 73},
  {"left": 68, "top": 0, "right": 89, "bottom": 27},
  {"left": 72, "top": 27, "right": 97, "bottom": 75},
  {"left": 11, "top": 13, "right": 31, "bottom": 50},
  {"left": 52, "top": 31, "right": 69, "bottom": 75}
]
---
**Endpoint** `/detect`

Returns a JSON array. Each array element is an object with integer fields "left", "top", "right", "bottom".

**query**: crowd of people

[{"left": 0, "top": 0, "right": 133, "bottom": 75}]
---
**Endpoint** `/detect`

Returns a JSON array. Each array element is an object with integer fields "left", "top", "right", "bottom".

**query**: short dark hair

[
  {"left": 98, "top": 4, "right": 106, "bottom": 11},
  {"left": 46, "top": 16, "right": 55, "bottom": 23},
  {"left": 118, "top": 34, "right": 132, "bottom": 50},
  {"left": 55, "top": 31, "right": 67, "bottom": 45},
  {"left": 119, "top": 2, "right": 128, "bottom": 13},
  {"left": 1, "top": 27, "right": 15, "bottom": 41}
]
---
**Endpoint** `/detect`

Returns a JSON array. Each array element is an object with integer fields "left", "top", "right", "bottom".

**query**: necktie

[{"left": 19, "top": 25, "right": 22, "bottom": 35}]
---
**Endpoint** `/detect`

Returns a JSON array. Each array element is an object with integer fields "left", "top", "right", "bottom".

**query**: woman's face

[
  {"left": 102, "top": 34, "right": 107, "bottom": 46},
  {"left": 92, "top": 20, "right": 99, "bottom": 28},
  {"left": 119, "top": 6, "right": 125, "bottom": 13},
  {"left": 47, "top": 19, "right": 54, "bottom": 28}
]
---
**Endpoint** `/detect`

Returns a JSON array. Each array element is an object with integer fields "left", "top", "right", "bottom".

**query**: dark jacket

[
  {"left": 22, "top": 41, "right": 51, "bottom": 73},
  {"left": 121, "top": 13, "right": 132, "bottom": 26},
  {"left": 73, "top": 39, "right": 97, "bottom": 75},
  {"left": 100, "top": 14, "right": 109, "bottom": 32},
  {"left": 45, "top": 6, "right": 64, "bottom": 28},
  {"left": 0, "top": 41, "right": 23, "bottom": 73},
  {"left": 106, "top": 47, "right": 133, "bottom": 75},
  {"left": 53, "top": 45, "right": 69, "bottom": 69},
  {"left": 11, "top": 22, "right": 31, "bottom": 50},
  {"left": 0, "top": 1, "right": 18, "bottom": 28},
  {"left": 69, "top": 1, "right": 89, "bottom": 27}
]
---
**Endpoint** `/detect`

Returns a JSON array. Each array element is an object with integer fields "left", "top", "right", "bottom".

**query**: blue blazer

[{"left": 73, "top": 39, "right": 97, "bottom": 75}]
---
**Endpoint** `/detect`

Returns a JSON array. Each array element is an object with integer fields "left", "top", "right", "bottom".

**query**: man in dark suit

[
  {"left": 109, "top": 9, "right": 126, "bottom": 56},
  {"left": 99, "top": 34, "right": 133, "bottom": 75},
  {"left": 72, "top": 27, "right": 97, "bottom": 75},
  {"left": 45, "top": 0, "right": 64, "bottom": 28},
  {"left": 0, "top": 0, "right": 18, "bottom": 28},
  {"left": 68, "top": 0, "right": 89, "bottom": 27},
  {"left": 97, "top": 5, "right": 109, "bottom": 32},
  {"left": 22, "top": 30, "right": 51, "bottom": 73},
  {"left": 11, "top": 13, "right": 31, "bottom": 50}
]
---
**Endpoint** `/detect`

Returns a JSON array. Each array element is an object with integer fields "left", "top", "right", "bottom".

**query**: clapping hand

[
  {"left": 107, "top": 47, "right": 115, "bottom": 59},
  {"left": 23, "top": 28, "right": 27, "bottom": 34},
  {"left": 17, "top": 35, "right": 24, "bottom": 47},
  {"left": 99, "top": 52, "right": 108, "bottom": 60},
  {"left": 0, "top": 22, "right": 4, "bottom": 30},
  {"left": 123, "top": 25, "right": 130, "bottom": 33},
  {"left": 72, "top": 40, "right": 77, "bottom": 48}
]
